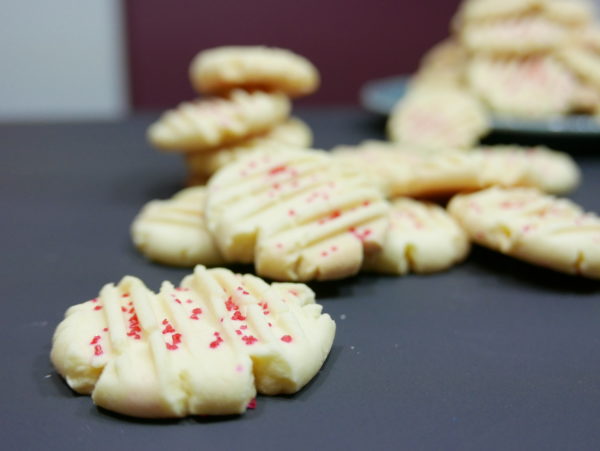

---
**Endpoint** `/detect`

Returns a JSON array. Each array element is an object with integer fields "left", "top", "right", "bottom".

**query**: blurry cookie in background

[
  {"left": 467, "top": 55, "right": 578, "bottom": 118},
  {"left": 387, "top": 86, "right": 490, "bottom": 149},
  {"left": 190, "top": 46, "right": 320, "bottom": 98}
]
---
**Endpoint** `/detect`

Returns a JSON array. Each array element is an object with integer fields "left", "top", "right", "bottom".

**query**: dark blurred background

[{"left": 125, "top": 0, "right": 462, "bottom": 108}]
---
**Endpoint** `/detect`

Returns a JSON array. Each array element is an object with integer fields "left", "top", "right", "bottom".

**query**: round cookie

[
  {"left": 474, "top": 145, "right": 581, "bottom": 194},
  {"left": 448, "top": 187, "right": 600, "bottom": 279},
  {"left": 332, "top": 141, "right": 481, "bottom": 199},
  {"left": 205, "top": 148, "right": 390, "bottom": 281},
  {"left": 460, "top": 15, "right": 570, "bottom": 55},
  {"left": 147, "top": 89, "right": 291, "bottom": 152},
  {"left": 452, "top": 0, "right": 543, "bottom": 29},
  {"left": 50, "top": 265, "right": 336, "bottom": 418},
  {"left": 190, "top": 46, "right": 319, "bottom": 98},
  {"left": 332, "top": 141, "right": 580, "bottom": 199},
  {"left": 362, "top": 198, "right": 470, "bottom": 275},
  {"left": 387, "top": 86, "right": 490, "bottom": 150},
  {"left": 130, "top": 186, "right": 224, "bottom": 267},
  {"left": 467, "top": 55, "right": 577, "bottom": 118},
  {"left": 185, "top": 117, "right": 312, "bottom": 183}
]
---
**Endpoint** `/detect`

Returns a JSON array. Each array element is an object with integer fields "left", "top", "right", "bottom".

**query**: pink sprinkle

[
  {"left": 242, "top": 335, "right": 258, "bottom": 345},
  {"left": 232, "top": 311, "right": 246, "bottom": 321},
  {"left": 240, "top": 325, "right": 248, "bottom": 330},
  {"left": 288, "top": 290, "right": 299, "bottom": 296},
  {"left": 281, "top": 335, "right": 293, "bottom": 343},
  {"left": 94, "top": 345, "right": 103, "bottom": 356},
  {"left": 90, "top": 298, "right": 98, "bottom": 303},
  {"left": 236, "top": 364, "right": 244, "bottom": 373},
  {"left": 247, "top": 398, "right": 257, "bottom": 409},
  {"left": 103, "top": 328, "right": 108, "bottom": 332},
  {"left": 268, "top": 165, "right": 287, "bottom": 175},
  {"left": 321, "top": 251, "right": 329, "bottom": 257},
  {"left": 186, "top": 299, "right": 193, "bottom": 304},
  {"left": 288, "top": 209, "right": 296, "bottom": 216},
  {"left": 276, "top": 242, "right": 284, "bottom": 249},
  {"left": 174, "top": 298, "right": 182, "bottom": 304}
]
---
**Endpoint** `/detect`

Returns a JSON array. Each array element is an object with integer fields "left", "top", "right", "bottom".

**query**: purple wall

[{"left": 125, "top": 0, "right": 462, "bottom": 108}]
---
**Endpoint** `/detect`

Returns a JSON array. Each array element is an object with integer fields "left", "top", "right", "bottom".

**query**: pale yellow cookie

[
  {"left": 185, "top": 117, "right": 312, "bottom": 182},
  {"left": 130, "top": 187, "right": 224, "bottom": 267},
  {"left": 51, "top": 265, "right": 336, "bottom": 417},
  {"left": 474, "top": 145, "right": 581, "bottom": 194},
  {"left": 363, "top": 198, "right": 470, "bottom": 275},
  {"left": 467, "top": 55, "right": 577, "bottom": 117},
  {"left": 332, "top": 141, "right": 580, "bottom": 198},
  {"left": 387, "top": 86, "right": 489, "bottom": 149},
  {"left": 205, "top": 148, "right": 390, "bottom": 281},
  {"left": 332, "top": 141, "right": 481, "bottom": 199},
  {"left": 453, "top": 0, "right": 543, "bottom": 29},
  {"left": 147, "top": 89, "right": 291, "bottom": 152},
  {"left": 460, "top": 15, "right": 571, "bottom": 55},
  {"left": 190, "top": 46, "right": 319, "bottom": 98},
  {"left": 448, "top": 187, "right": 600, "bottom": 279},
  {"left": 413, "top": 39, "right": 468, "bottom": 88},
  {"left": 557, "top": 46, "right": 600, "bottom": 90},
  {"left": 542, "top": 0, "right": 594, "bottom": 28}
]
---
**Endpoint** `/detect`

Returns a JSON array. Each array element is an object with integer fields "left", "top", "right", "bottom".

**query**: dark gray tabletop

[{"left": 1, "top": 108, "right": 599, "bottom": 450}]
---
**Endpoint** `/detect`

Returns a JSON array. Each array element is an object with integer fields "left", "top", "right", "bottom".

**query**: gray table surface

[{"left": 1, "top": 108, "right": 600, "bottom": 450}]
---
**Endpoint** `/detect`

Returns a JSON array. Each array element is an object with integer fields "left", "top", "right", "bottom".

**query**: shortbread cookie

[
  {"left": 387, "top": 87, "right": 489, "bottom": 149},
  {"left": 474, "top": 145, "right": 580, "bottom": 194},
  {"left": 190, "top": 46, "right": 319, "bottom": 98},
  {"left": 205, "top": 148, "right": 390, "bottom": 281},
  {"left": 332, "top": 141, "right": 580, "bottom": 198},
  {"left": 460, "top": 15, "right": 570, "bottom": 55},
  {"left": 448, "top": 187, "right": 600, "bottom": 279},
  {"left": 130, "top": 187, "right": 224, "bottom": 267},
  {"left": 185, "top": 117, "right": 312, "bottom": 182},
  {"left": 542, "top": 0, "right": 594, "bottom": 28},
  {"left": 332, "top": 141, "right": 481, "bottom": 198},
  {"left": 413, "top": 39, "right": 468, "bottom": 88},
  {"left": 467, "top": 55, "right": 577, "bottom": 117},
  {"left": 557, "top": 46, "right": 600, "bottom": 90},
  {"left": 453, "top": 0, "right": 542, "bottom": 29},
  {"left": 363, "top": 198, "right": 470, "bottom": 275},
  {"left": 51, "top": 265, "right": 336, "bottom": 417},
  {"left": 147, "top": 89, "right": 291, "bottom": 152}
]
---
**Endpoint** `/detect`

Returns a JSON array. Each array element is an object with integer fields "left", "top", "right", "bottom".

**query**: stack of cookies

[
  {"left": 387, "top": 0, "right": 600, "bottom": 150},
  {"left": 147, "top": 46, "right": 319, "bottom": 185}
]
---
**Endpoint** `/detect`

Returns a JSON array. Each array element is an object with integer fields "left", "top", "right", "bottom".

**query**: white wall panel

[{"left": 0, "top": 0, "right": 128, "bottom": 121}]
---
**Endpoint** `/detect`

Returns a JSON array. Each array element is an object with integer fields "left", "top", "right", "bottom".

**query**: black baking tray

[{"left": 1, "top": 109, "right": 599, "bottom": 450}]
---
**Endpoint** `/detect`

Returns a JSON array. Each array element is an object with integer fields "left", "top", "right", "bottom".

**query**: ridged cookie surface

[
  {"left": 51, "top": 266, "right": 336, "bottom": 417},
  {"left": 185, "top": 117, "right": 312, "bottom": 182},
  {"left": 332, "top": 141, "right": 579, "bottom": 198},
  {"left": 448, "top": 187, "right": 600, "bottom": 279},
  {"left": 205, "top": 148, "right": 390, "bottom": 281},
  {"left": 147, "top": 90, "right": 290, "bottom": 152},
  {"left": 363, "top": 198, "right": 470, "bottom": 275},
  {"left": 130, "top": 187, "right": 224, "bottom": 267}
]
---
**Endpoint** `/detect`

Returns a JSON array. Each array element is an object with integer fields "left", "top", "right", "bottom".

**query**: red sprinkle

[
  {"left": 268, "top": 165, "right": 287, "bottom": 175},
  {"left": 232, "top": 311, "right": 246, "bottom": 321},
  {"left": 93, "top": 305, "right": 102, "bottom": 311},
  {"left": 122, "top": 293, "right": 130, "bottom": 298},
  {"left": 210, "top": 332, "right": 224, "bottom": 349},
  {"left": 94, "top": 345, "right": 103, "bottom": 356},
  {"left": 281, "top": 335, "right": 293, "bottom": 343},
  {"left": 242, "top": 335, "right": 258, "bottom": 345},
  {"left": 90, "top": 335, "right": 101, "bottom": 345},
  {"left": 190, "top": 307, "right": 202, "bottom": 320},
  {"left": 247, "top": 398, "right": 257, "bottom": 409},
  {"left": 225, "top": 297, "right": 239, "bottom": 312}
]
